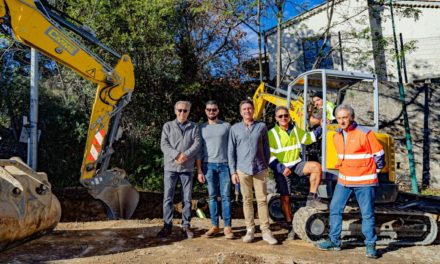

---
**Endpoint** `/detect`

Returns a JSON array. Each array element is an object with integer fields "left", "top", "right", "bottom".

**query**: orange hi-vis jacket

[{"left": 333, "top": 122, "right": 385, "bottom": 187}]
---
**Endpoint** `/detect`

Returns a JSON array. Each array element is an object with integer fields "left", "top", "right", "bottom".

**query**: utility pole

[
  {"left": 28, "top": 48, "right": 39, "bottom": 170},
  {"left": 389, "top": 0, "right": 418, "bottom": 194}
]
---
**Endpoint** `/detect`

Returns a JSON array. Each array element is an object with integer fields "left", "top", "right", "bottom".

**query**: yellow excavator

[
  {"left": 254, "top": 70, "right": 439, "bottom": 246},
  {"left": 0, "top": 0, "right": 139, "bottom": 250}
]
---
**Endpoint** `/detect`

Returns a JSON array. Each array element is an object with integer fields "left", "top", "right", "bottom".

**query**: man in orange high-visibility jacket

[{"left": 317, "top": 104, "right": 385, "bottom": 259}]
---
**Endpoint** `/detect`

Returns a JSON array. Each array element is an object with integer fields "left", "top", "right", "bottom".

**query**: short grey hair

[
  {"left": 335, "top": 104, "right": 355, "bottom": 119},
  {"left": 275, "top": 105, "right": 289, "bottom": 114},
  {"left": 174, "top": 101, "right": 191, "bottom": 109},
  {"left": 239, "top": 99, "right": 254, "bottom": 109}
]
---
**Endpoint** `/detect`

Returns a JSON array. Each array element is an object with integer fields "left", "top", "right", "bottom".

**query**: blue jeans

[
  {"left": 329, "top": 184, "right": 377, "bottom": 246},
  {"left": 163, "top": 171, "right": 193, "bottom": 228},
  {"left": 203, "top": 162, "right": 232, "bottom": 227}
]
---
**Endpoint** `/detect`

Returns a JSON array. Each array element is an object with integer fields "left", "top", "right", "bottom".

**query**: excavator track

[{"left": 292, "top": 205, "right": 438, "bottom": 246}]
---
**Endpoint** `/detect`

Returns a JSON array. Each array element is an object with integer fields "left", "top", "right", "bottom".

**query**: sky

[
  {"left": 262, "top": 0, "right": 326, "bottom": 30},
  {"left": 244, "top": 0, "right": 326, "bottom": 55}
]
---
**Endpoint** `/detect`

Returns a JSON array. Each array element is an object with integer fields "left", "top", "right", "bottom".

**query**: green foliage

[
  {"left": 127, "top": 139, "right": 164, "bottom": 191},
  {"left": 1, "top": 0, "right": 258, "bottom": 192}
]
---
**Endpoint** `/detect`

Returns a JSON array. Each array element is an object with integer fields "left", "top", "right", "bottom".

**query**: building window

[{"left": 302, "top": 37, "right": 334, "bottom": 71}]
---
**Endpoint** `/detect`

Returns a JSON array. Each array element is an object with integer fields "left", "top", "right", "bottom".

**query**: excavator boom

[{"left": 0, "top": 0, "right": 139, "bottom": 250}]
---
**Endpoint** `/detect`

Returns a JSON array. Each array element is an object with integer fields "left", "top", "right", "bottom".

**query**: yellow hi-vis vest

[
  {"left": 326, "top": 101, "right": 336, "bottom": 121},
  {"left": 268, "top": 124, "right": 317, "bottom": 168}
]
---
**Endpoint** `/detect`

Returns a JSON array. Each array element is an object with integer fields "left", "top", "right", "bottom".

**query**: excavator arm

[
  {"left": 0, "top": 0, "right": 138, "bottom": 223},
  {"left": 253, "top": 82, "right": 306, "bottom": 130}
]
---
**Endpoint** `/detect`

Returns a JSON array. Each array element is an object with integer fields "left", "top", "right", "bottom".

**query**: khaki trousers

[{"left": 237, "top": 169, "right": 270, "bottom": 231}]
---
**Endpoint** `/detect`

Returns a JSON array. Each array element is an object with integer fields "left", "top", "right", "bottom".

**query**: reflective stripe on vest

[
  {"left": 338, "top": 172, "right": 378, "bottom": 186},
  {"left": 333, "top": 125, "right": 382, "bottom": 186},
  {"left": 269, "top": 125, "right": 306, "bottom": 167}
]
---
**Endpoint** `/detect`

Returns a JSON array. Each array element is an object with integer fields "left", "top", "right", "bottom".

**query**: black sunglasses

[
  {"left": 206, "top": 108, "right": 218, "bottom": 112},
  {"left": 277, "top": 114, "right": 289, "bottom": 119},
  {"left": 177, "top": 109, "right": 188, "bottom": 113}
]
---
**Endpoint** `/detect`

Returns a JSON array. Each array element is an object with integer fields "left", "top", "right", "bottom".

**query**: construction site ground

[{"left": 1, "top": 218, "right": 440, "bottom": 264}]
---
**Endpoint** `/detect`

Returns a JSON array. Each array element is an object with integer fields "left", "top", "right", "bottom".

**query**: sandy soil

[{"left": 1, "top": 218, "right": 439, "bottom": 264}]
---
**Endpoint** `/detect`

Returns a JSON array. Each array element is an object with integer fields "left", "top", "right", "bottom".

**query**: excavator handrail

[{"left": 288, "top": 69, "right": 376, "bottom": 90}]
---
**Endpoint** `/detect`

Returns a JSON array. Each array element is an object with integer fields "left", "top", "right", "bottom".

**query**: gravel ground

[{"left": 1, "top": 218, "right": 439, "bottom": 264}]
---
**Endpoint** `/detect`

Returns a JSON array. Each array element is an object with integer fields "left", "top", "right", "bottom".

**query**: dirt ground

[{"left": 2, "top": 218, "right": 439, "bottom": 264}]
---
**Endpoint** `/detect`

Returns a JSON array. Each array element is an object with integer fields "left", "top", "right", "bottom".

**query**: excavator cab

[{"left": 0, "top": 0, "right": 139, "bottom": 250}]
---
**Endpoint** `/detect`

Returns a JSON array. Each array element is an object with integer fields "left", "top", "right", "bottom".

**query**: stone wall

[{"left": 361, "top": 82, "right": 439, "bottom": 188}]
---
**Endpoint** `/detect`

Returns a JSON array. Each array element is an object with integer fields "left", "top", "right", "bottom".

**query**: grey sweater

[
  {"left": 160, "top": 119, "right": 201, "bottom": 172},
  {"left": 197, "top": 120, "right": 231, "bottom": 163}
]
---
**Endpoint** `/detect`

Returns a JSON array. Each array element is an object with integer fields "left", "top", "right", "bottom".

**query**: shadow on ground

[{"left": 0, "top": 225, "right": 190, "bottom": 263}]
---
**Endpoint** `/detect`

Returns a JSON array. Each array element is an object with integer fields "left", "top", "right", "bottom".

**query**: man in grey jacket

[
  {"left": 158, "top": 101, "right": 201, "bottom": 239},
  {"left": 228, "top": 99, "right": 277, "bottom": 245}
]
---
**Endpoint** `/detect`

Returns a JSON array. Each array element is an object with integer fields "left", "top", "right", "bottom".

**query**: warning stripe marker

[{"left": 87, "top": 129, "right": 105, "bottom": 162}]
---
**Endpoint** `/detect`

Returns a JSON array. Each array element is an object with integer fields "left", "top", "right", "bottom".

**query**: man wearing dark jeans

[
  {"left": 316, "top": 104, "right": 385, "bottom": 258},
  {"left": 158, "top": 101, "right": 201, "bottom": 239},
  {"left": 196, "top": 100, "right": 234, "bottom": 239}
]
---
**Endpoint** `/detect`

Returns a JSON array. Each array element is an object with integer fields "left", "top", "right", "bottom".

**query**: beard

[{"left": 208, "top": 115, "right": 218, "bottom": 121}]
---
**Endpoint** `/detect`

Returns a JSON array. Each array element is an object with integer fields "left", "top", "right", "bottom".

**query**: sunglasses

[
  {"left": 177, "top": 109, "right": 188, "bottom": 113},
  {"left": 206, "top": 108, "right": 218, "bottom": 112},
  {"left": 277, "top": 114, "right": 289, "bottom": 119}
]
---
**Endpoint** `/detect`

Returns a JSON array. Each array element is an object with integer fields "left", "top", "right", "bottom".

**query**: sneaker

[
  {"left": 242, "top": 227, "right": 255, "bottom": 243},
  {"left": 365, "top": 244, "right": 378, "bottom": 259},
  {"left": 157, "top": 226, "right": 172, "bottom": 238},
  {"left": 306, "top": 196, "right": 328, "bottom": 211},
  {"left": 182, "top": 227, "right": 194, "bottom": 239},
  {"left": 316, "top": 239, "right": 341, "bottom": 251},
  {"left": 204, "top": 226, "right": 220, "bottom": 238},
  {"left": 224, "top": 226, "right": 236, "bottom": 239},
  {"left": 262, "top": 230, "right": 278, "bottom": 245},
  {"left": 286, "top": 226, "right": 295, "bottom": 240}
]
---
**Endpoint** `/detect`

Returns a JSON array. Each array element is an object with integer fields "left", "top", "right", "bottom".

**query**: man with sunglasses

[
  {"left": 158, "top": 101, "right": 201, "bottom": 239},
  {"left": 268, "top": 106, "right": 327, "bottom": 240},
  {"left": 196, "top": 100, "right": 235, "bottom": 239}
]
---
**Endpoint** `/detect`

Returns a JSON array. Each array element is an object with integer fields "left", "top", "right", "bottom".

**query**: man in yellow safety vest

[{"left": 268, "top": 106, "right": 328, "bottom": 240}]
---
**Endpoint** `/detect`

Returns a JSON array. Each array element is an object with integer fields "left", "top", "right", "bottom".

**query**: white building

[{"left": 264, "top": 0, "right": 440, "bottom": 83}]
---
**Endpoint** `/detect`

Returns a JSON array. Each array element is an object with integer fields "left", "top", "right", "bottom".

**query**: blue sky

[
  {"left": 261, "top": 0, "right": 326, "bottom": 30},
  {"left": 244, "top": 0, "right": 326, "bottom": 55}
]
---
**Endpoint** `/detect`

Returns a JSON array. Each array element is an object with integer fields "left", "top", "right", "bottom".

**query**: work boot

[
  {"left": 182, "top": 227, "right": 194, "bottom": 239},
  {"left": 316, "top": 239, "right": 341, "bottom": 251},
  {"left": 224, "top": 226, "right": 235, "bottom": 239},
  {"left": 262, "top": 230, "right": 278, "bottom": 245},
  {"left": 204, "top": 226, "right": 220, "bottom": 238},
  {"left": 286, "top": 226, "right": 295, "bottom": 240},
  {"left": 306, "top": 194, "right": 328, "bottom": 211},
  {"left": 365, "top": 244, "right": 379, "bottom": 259},
  {"left": 242, "top": 227, "right": 255, "bottom": 243},
  {"left": 156, "top": 226, "right": 172, "bottom": 238}
]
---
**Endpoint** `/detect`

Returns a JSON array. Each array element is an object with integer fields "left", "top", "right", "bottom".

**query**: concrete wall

[
  {"left": 380, "top": 2, "right": 440, "bottom": 81},
  {"left": 265, "top": 0, "right": 440, "bottom": 83}
]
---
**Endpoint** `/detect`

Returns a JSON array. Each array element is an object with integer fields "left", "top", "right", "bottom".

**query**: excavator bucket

[
  {"left": 87, "top": 168, "right": 139, "bottom": 219},
  {"left": 0, "top": 158, "right": 61, "bottom": 251}
]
